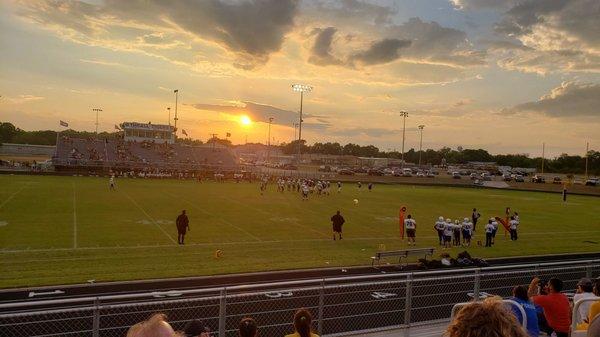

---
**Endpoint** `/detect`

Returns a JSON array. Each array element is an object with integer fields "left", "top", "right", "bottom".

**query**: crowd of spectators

[
  {"left": 123, "top": 276, "right": 600, "bottom": 337},
  {"left": 125, "top": 309, "right": 318, "bottom": 337}
]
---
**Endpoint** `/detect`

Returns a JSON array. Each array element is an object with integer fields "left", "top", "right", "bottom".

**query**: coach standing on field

[{"left": 176, "top": 210, "right": 190, "bottom": 245}]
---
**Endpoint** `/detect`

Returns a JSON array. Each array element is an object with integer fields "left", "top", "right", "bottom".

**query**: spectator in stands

[
  {"left": 446, "top": 298, "right": 529, "bottom": 337},
  {"left": 510, "top": 285, "right": 540, "bottom": 337},
  {"left": 126, "top": 313, "right": 181, "bottom": 337},
  {"left": 528, "top": 277, "right": 571, "bottom": 337},
  {"left": 183, "top": 319, "right": 211, "bottom": 337},
  {"left": 576, "top": 277, "right": 600, "bottom": 331},
  {"left": 239, "top": 317, "right": 258, "bottom": 337},
  {"left": 285, "top": 309, "right": 318, "bottom": 337},
  {"left": 574, "top": 278, "right": 597, "bottom": 324}
]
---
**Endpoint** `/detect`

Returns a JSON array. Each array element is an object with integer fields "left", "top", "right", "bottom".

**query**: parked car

[
  {"left": 452, "top": 172, "right": 461, "bottom": 179},
  {"left": 338, "top": 168, "right": 355, "bottom": 175},
  {"left": 481, "top": 173, "right": 492, "bottom": 181},
  {"left": 367, "top": 169, "right": 384, "bottom": 176},
  {"left": 402, "top": 168, "right": 413, "bottom": 177},
  {"left": 532, "top": 175, "right": 546, "bottom": 183},
  {"left": 469, "top": 173, "right": 478, "bottom": 180},
  {"left": 416, "top": 171, "right": 426, "bottom": 177},
  {"left": 552, "top": 176, "right": 562, "bottom": 184},
  {"left": 514, "top": 174, "right": 525, "bottom": 182},
  {"left": 585, "top": 178, "right": 599, "bottom": 186},
  {"left": 502, "top": 173, "right": 512, "bottom": 181},
  {"left": 426, "top": 171, "right": 435, "bottom": 178},
  {"left": 281, "top": 164, "right": 297, "bottom": 170}
]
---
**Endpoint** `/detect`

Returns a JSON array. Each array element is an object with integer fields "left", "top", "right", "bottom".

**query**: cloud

[
  {"left": 79, "top": 59, "right": 127, "bottom": 67},
  {"left": 331, "top": 127, "right": 401, "bottom": 138},
  {"left": 4, "top": 95, "right": 45, "bottom": 104},
  {"left": 453, "top": 99, "right": 474, "bottom": 107},
  {"left": 449, "top": 0, "right": 518, "bottom": 10},
  {"left": 504, "top": 81, "right": 600, "bottom": 117},
  {"left": 192, "top": 101, "right": 329, "bottom": 127},
  {"left": 349, "top": 38, "right": 412, "bottom": 67},
  {"left": 308, "top": 27, "right": 343, "bottom": 66},
  {"left": 310, "top": 0, "right": 396, "bottom": 26},
  {"left": 485, "top": 0, "right": 600, "bottom": 74},
  {"left": 15, "top": 0, "right": 300, "bottom": 70}
]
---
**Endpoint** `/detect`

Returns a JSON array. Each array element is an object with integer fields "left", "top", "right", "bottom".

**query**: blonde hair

[
  {"left": 126, "top": 313, "right": 181, "bottom": 337},
  {"left": 446, "top": 299, "right": 529, "bottom": 337}
]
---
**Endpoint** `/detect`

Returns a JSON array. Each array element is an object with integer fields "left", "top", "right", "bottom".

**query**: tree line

[{"left": 1, "top": 122, "right": 598, "bottom": 174}]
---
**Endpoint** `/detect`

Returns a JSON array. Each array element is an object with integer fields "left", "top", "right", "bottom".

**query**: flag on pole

[
  {"left": 182, "top": 129, "right": 188, "bottom": 136},
  {"left": 114, "top": 124, "right": 121, "bottom": 130},
  {"left": 59, "top": 120, "right": 68, "bottom": 127},
  {"left": 399, "top": 206, "right": 407, "bottom": 240},
  {"left": 226, "top": 132, "right": 231, "bottom": 137}
]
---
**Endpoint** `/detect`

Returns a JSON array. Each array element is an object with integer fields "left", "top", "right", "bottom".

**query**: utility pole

[
  {"left": 92, "top": 108, "right": 102, "bottom": 134},
  {"left": 267, "top": 117, "right": 274, "bottom": 162},
  {"left": 541, "top": 142, "right": 545, "bottom": 174},
  {"left": 585, "top": 142, "right": 589, "bottom": 181},
  {"left": 399, "top": 111, "right": 408, "bottom": 166},
  {"left": 167, "top": 107, "right": 171, "bottom": 126},
  {"left": 173, "top": 89, "right": 179, "bottom": 137},
  {"left": 418, "top": 125, "right": 425, "bottom": 166},
  {"left": 291, "top": 84, "right": 312, "bottom": 163}
]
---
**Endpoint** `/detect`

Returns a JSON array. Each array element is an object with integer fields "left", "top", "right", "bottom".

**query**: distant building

[{"left": 121, "top": 122, "right": 175, "bottom": 144}]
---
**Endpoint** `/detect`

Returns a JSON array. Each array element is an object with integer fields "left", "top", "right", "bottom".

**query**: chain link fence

[{"left": 1, "top": 260, "right": 599, "bottom": 337}]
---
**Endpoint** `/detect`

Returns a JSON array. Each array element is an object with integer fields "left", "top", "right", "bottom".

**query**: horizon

[{"left": 1, "top": 0, "right": 599, "bottom": 158}]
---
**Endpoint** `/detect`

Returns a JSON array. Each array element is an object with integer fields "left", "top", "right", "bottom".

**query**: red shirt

[{"left": 532, "top": 293, "right": 571, "bottom": 333}]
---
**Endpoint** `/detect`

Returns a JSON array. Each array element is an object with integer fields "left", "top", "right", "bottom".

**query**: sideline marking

[
  {"left": 0, "top": 230, "right": 599, "bottom": 254},
  {"left": 165, "top": 192, "right": 262, "bottom": 242},
  {"left": 72, "top": 182, "right": 77, "bottom": 249},
  {"left": 0, "top": 184, "right": 28, "bottom": 210},
  {"left": 122, "top": 192, "right": 177, "bottom": 244}
]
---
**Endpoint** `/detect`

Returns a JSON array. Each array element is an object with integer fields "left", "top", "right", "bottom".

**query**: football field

[{"left": 1, "top": 175, "right": 599, "bottom": 288}]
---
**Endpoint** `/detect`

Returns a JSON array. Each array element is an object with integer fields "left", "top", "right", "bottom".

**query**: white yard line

[
  {"left": 167, "top": 192, "right": 262, "bottom": 242},
  {"left": 72, "top": 182, "right": 77, "bottom": 249},
  {"left": 0, "top": 184, "right": 28, "bottom": 210},
  {"left": 222, "top": 196, "right": 330, "bottom": 239},
  {"left": 0, "top": 230, "right": 598, "bottom": 254},
  {"left": 122, "top": 192, "right": 177, "bottom": 245}
]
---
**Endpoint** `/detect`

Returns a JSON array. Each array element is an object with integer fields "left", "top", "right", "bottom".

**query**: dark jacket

[
  {"left": 176, "top": 214, "right": 189, "bottom": 232},
  {"left": 331, "top": 214, "right": 345, "bottom": 232}
]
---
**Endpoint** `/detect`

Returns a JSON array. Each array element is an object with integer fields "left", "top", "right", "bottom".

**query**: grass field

[{"left": 1, "top": 175, "right": 599, "bottom": 288}]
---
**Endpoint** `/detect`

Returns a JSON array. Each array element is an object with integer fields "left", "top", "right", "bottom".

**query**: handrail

[
  {"left": 450, "top": 300, "right": 527, "bottom": 328},
  {"left": 1, "top": 259, "right": 598, "bottom": 310},
  {"left": 571, "top": 297, "right": 600, "bottom": 331}
]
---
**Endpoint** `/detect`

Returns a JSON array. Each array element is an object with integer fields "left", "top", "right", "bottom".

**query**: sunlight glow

[{"left": 240, "top": 115, "right": 252, "bottom": 126}]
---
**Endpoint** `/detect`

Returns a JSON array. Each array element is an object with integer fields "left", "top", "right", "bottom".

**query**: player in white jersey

[
  {"left": 337, "top": 181, "right": 342, "bottom": 193},
  {"left": 462, "top": 218, "right": 473, "bottom": 246},
  {"left": 484, "top": 219, "right": 495, "bottom": 247},
  {"left": 109, "top": 175, "right": 116, "bottom": 190},
  {"left": 434, "top": 216, "right": 445, "bottom": 245},
  {"left": 509, "top": 216, "right": 519, "bottom": 241},
  {"left": 301, "top": 184, "right": 309, "bottom": 200},
  {"left": 404, "top": 214, "right": 417, "bottom": 245},
  {"left": 490, "top": 218, "right": 499, "bottom": 244},
  {"left": 443, "top": 218, "right": 453, "bottom": 249}
]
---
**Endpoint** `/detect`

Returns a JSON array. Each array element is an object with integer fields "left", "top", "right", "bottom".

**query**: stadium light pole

[
  {"left": 267, "top": 117, "right": 274, "bottom": 162},
  {"left": 167, "top": 107, "right": 171, "bottom": 126},
  {"left": 399, "top": 111, "right": 408, "bottom": 166},
  {"left": 293, "top": 123, "right": 298, "bottom": 141},
  {"left": 418, "top": 125, "right": 425, "bottom": 166},
  {"left": 92, "top": 108, "right": 103, "bottom": 134},
  {"left": 291, "top": 84, "right": 313, "bottom": 162},
  {"left": 173, "top": 89, "right": 179, "bottom": 137}
]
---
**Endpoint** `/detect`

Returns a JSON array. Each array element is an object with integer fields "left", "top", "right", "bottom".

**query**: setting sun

[{"left": 240, "top": 115, "right": 252, "bottom": 126}]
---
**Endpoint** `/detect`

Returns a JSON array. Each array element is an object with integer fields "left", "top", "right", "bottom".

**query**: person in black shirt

[
  {"left": 176, "top": 210, "right": 190, "bottom": 245},
  {"left": 471, "top": 208, "right": 481, "bottom": 232},
  {"left": 331, "top": 211, "right": 345, "bottom": 241}
]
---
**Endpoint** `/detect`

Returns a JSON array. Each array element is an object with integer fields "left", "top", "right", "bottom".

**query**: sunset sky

[{"left": 1, "top": 0, "right": 599, "bottom": 157}]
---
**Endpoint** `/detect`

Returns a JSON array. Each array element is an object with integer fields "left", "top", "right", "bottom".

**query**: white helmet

[
  {"left": 439, "top": 216, "right": 444, "bottom": 221},
  {"left": 490, "top": 217, "right": 495, "bottom": 221},
  {"left": 455, "top": 220, "right": 460, "bottom": 224},
  {"left": 464, "top": 217, "right": 469, "bottom": 222},
  {"left": 446, "top": 218, "right": 452, "bottom": 222}
]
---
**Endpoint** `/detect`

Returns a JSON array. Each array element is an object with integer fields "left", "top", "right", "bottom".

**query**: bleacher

[{"left": 53, "top": 136, "right": 237, "bottom": 172}]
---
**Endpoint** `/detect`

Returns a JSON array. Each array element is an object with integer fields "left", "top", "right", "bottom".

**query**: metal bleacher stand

[{"left": 371, "top": 248, "right": 435, "bottom": 268}]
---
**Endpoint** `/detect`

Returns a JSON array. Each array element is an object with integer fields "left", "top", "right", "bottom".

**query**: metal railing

[{"left": 1, "top": 259, "right": 599, "bottom": 337}]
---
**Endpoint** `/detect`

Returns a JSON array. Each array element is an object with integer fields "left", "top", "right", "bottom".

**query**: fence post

[
  {"left": 404, "top": 274, "right": 413, "bottom": 337},
  {"left": 219, "top": 288, "right": 227, "bottom": 337},
  {"left": 318, "top": 280, "right": 325, "bottom": 336},
  {"left": 92, "top": 298, "right": 100, "bottom": 337},
  {"left": 473, "top": 269, "right": 481, "bottom": 301}
]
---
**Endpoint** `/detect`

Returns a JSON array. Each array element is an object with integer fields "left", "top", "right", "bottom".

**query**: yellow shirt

[
  {"left": 284, "top": 333, "right": 319, "bottom": 337},
  {"left": 576, "top": 300, "right": 600, "bottom": 330}
]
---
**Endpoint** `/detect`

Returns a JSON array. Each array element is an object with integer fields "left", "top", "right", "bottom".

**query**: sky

[{"left": 0, "top": 0, "right": 599, "bottom": 158}]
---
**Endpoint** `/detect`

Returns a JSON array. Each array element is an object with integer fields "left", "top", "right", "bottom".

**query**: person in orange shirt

[{"left": 285, "top": 309, "right": 319, "bottom": 337}]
